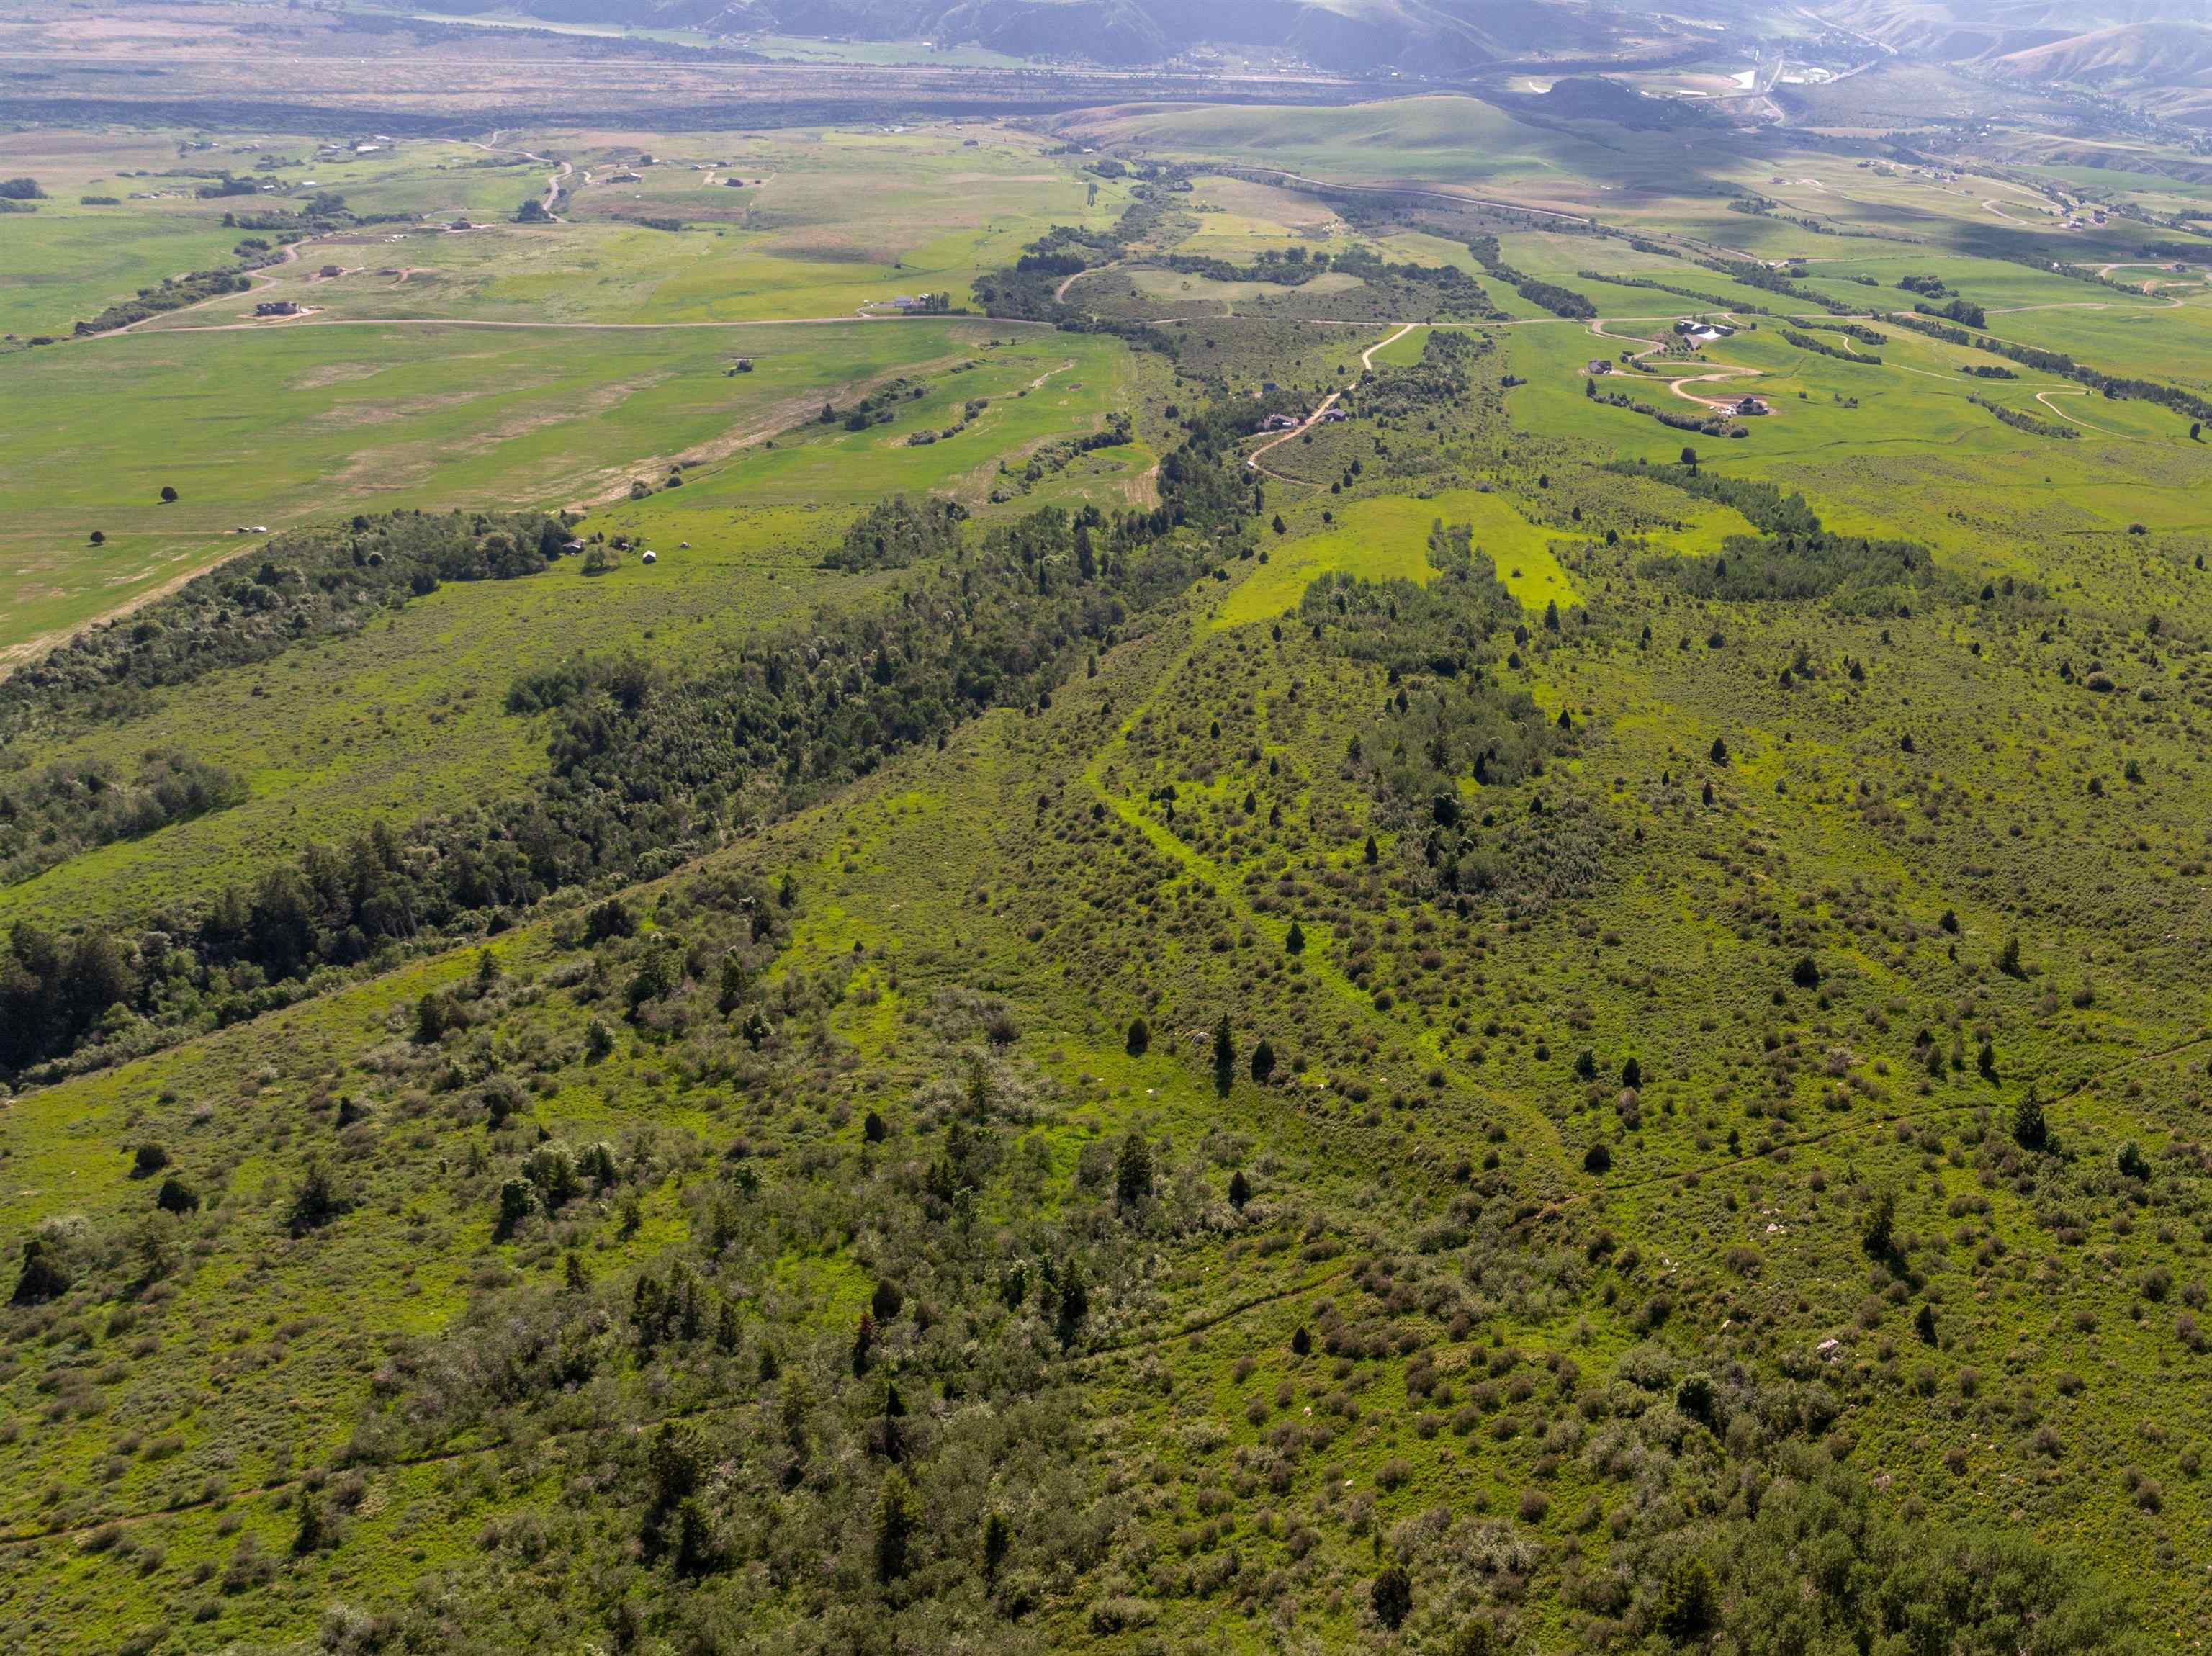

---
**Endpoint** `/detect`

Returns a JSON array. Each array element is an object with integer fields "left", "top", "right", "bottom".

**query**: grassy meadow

[{"left": 4, "top": 91, "right": 2212, "bottom": 1656}]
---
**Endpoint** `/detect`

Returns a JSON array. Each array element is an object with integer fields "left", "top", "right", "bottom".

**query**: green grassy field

[
  {"left": 1057, "top": 95, "right": 1665, "bottom": 205},
  {"left": 0, "top": 318, "right": 1030, "bottom": 654},
  {"left": 1218, "top": 489, "right": 1587, "bottom": 630},
  {"left": 0, "top": 122, "right": 1128, "bottom": 654}
]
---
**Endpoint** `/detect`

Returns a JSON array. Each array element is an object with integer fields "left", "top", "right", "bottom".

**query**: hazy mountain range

[{"left": 408, "top": 0, "right": 2212, "bottom": 122}]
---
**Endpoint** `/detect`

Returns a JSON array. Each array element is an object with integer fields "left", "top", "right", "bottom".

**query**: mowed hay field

[
  {"left": 178, "top": 126, "right": 1134, "bottom": 330},
  {"left": 0, "top": 122, "right": 1124, "bottom": 654},
  {"left": 0, "top": 318, "right": 1027, "bottom": 656},
  {"left": 0, "top": 330, "right": 1146, "bottom": 934}
]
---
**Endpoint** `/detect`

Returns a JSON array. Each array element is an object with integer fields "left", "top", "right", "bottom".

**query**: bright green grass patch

[
  {"left": 0, "top": 207, "right": 247, "bottom": 341},
  {"left": 1367, "top": 321, "right": 1431, "bottom": 366},
  {"left": 1218, "top": 488, "right": 1583, "bottom": 630}
]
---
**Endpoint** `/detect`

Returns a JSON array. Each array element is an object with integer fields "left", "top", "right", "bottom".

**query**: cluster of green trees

[
  {"left": 1797, "top": 320, "right": 1888, "bottom": 346},
  {"left": 1917, "top": 295, "right": 1989, "bottom": 328},
  {"left": 974, "top": 174, "right": 1189, "bottom": 320},
  {"left": 1697, "top": 257, "right": 1854, "bottom": 315},
  {"left": 1586, "top": 383, "right": 1745, "bottom": 439},
  {"left": 822, "top": 495, "right": 970, "bottom": 572},
  {"left": 1359, "top": 328, "right": 1491, "bottom": 420},
  {"left": 1888, "top": 311, "right": 1972, "bottom": 346},
  {"left": 1577, "top": 269, "right": 1776, "bottom": 315},
  {"left": 1295, "top": 525, "right": 1585, "bottom": 905},
  {"left": 1605, "top": 458, "right": 1822, "bottom": 537},
  {"left": 1779, "top": 325, "right": 1881, "bottom": 364},
  {"left": 1970, "top": 394, "right": 2078, "bottom": 441},
  {"left": 0, "top": 750, "right": 246, "bottom": 887},
  {"left": 69, "top": 266, "right": 253, "bottom": 336},
  {"left": 1642, "top": 530, "right": 1934, "bottom": 612},
  {"left": 1161, "top": 249, "right": 1331, "bottom": 287},
  {"left": 1015, "top": 410, "right": 1135, "bottom": 488},
  {"left": 1595, "top": 1459, "right": 2147, "bottom": 1652}
]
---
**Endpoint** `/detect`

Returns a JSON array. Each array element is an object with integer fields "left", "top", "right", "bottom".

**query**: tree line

[{"left": 0, "top": 417, "right": 1263, "bottom": 1085}]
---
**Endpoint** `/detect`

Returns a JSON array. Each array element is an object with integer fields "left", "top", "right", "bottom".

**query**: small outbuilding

[{"left": 640, "top": 549, "right": 657, "bottom": 564}]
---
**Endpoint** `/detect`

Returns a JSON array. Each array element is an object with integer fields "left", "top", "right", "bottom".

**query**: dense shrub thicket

[
  {"left": 1359, "top": 328, "right": 1493, "bottom": 420},
  {"left": 1299, "top": 518, "right": 1593, "bottom": 909},
  {"left": 0, "top": 750, "right": 246, "bottom": 887},
  {"left": 1610, "top": 460, "right": 1933, "bottom": 611},
  {"left": 822, "top": 495, "right": 969, "bottom": 571},
  {"left": 1642, "top": 533, "right": 1933, "bottom": 612}
]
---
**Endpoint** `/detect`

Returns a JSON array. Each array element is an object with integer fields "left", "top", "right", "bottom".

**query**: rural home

[{"left": 255, "top": 300, "right": 300, "bottom": 317}]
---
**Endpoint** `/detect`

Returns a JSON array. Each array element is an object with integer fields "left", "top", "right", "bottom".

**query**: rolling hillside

[{"left": 1989, "top": 18, "right": 2212, "bottom": 89}]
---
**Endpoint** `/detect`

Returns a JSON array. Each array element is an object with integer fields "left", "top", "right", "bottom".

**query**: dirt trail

[
  {"left": 2033, "top": 388, "right": 2126, "bottom": 436},
  {"left": 1359, "top": 321, "right": 1416, "bottom": 370},
  {"left": 1241, "top": 323, "right": 1419, "bottom": 484},
  {"left": 93, "top": 238, "right": 320, "bottom": 339},
  {"left": 1245, "top": 390, "right": 1340, "bottom": 483},
  {"left": 473, "top": 135, "right": 569, "bottom": 221},
  {"left": 14, "top": 315, "right": 1040, "bottom": 678},
  {"left": 1054, "top": 261, "right": 1117, "bottom": 302}
]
